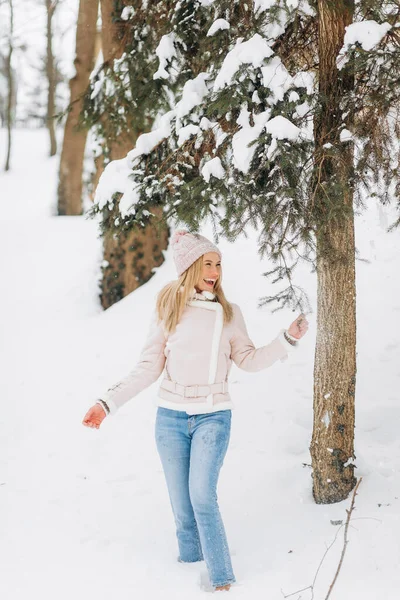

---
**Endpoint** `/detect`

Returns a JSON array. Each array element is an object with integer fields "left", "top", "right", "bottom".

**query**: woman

[{"left": 83, "top": 230, "right": 309, "bottom": 592}]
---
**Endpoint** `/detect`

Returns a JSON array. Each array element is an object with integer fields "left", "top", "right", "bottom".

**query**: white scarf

[{"left": 190, "top": 288, "right": 216, "bottom": 302}]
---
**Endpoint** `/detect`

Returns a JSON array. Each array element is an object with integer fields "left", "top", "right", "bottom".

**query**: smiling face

[{"left": 195, "top": 252, "right": 221, "bottom": 293}]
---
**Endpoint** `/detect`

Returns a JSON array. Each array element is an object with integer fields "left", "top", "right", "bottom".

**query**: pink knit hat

[{"left": 171, "top": 230, "right": 221, "bottom": 276}]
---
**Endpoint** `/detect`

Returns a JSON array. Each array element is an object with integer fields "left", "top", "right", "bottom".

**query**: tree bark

[
  {"left": 57, "top": 0, "right": 99, "bottom": 215},
  {"left": 45, "top": 0, "right": 57, "bottom": 157},
  {"left": 4, "top": 0, "right": 14, "bottom": 172},
  {"left": 310, "top": 0, "right": 357, "bottom": 504},
  {"left": 101, "top": 215, "right": 169, "bottom": 308},
  {"left": 99, "top": 0, "right": 168, "bottom": 310}
]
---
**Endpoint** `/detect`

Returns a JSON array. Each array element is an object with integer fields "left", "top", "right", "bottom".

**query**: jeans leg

[
  {"left": 189, "top": 410, "right": 236, "bottom": 588},
  {"left": 155, "top": 408, "right": 203, "bottom": 563}
]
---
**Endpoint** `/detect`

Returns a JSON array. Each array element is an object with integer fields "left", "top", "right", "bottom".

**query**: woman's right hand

[{"left": 82, "top": 404, "right": 107, "bottom": 429}]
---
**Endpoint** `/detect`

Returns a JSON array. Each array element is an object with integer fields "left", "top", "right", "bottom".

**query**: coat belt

[{"left": 160, "top": 379, "right": 228, "bottom": 398}]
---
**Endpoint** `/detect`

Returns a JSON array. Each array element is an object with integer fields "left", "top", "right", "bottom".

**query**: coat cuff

[
  {"left": 106, "top": 399, "right": 118, "bottom": 415},
  {"left": 278, "top": 329, "right": 299, "bottom": 354},
  {"left": 97, "top": 397, "right": 118, "bottom": 415}
]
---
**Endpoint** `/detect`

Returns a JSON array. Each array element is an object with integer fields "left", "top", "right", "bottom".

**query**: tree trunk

[
  {"left": 57, "top": 0, "right": 99, "bottom": 215},
  {"left": 310, "top": 0, "right": 357, "bottom": 504},
  {"left": 4, "top": 0, "right": 14, "bottom": 172},
  {"left": 99, "top": 0, "right": 168, "bottom": 310},
  {"left": 45, "top": 0, "right": 57, "bottom": 157},
  {"left": 101, "top": 214, "right": 169, "bottom": 308}
]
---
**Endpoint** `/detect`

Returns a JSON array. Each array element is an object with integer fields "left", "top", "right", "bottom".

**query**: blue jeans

[{"left": 155, "top": 407, "right": 236, "bottom": 589}]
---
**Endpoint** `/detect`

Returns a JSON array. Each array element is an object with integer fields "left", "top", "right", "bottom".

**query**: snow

[
  {"left": 177, "top": 124, "right": 200, "bottom": 147},
  {"left": 340, "top": 128, "right": 353, "bottom": 142},
  {"left": 90, "top": 77, "right": 104, "bottom": 100},
  {"left": 213, "top": 34, "right": 273, "bottom": 92},
  {"left": 252, "top": 89, "right": 262, "bottom": 104},
  {"left": 121, "top": 6, "right": 135, "bottom": 20},
  {"left": 1, "top": 129, "right": 400, "bottom": 600},
  {"left": 322, "top": 411, "right": 331, "bottom": 428},
  {"left": 231, "top": 108, "right": 307, "bottom": 174},
  {"left": 298, "top": 0, "right": 316, "bottom": 17},
  {"left": 261, "top": 56, "right": 293, "bottom": 104},
  {"left": 199, "top": 118, "right": 227, "bottom": 149},
  {"left": 201, "top": 157, "right": 225, "bottom": 182},
  {"left": 128, "top": 111, "right": 175, "bottom": 165},
  {"left": 342, "top": 20, "right": 392, "bottom": 52},
  {"left": 253, "top": 0, "right": 277, "bottom": 12},
  {"left": 94, "top": 157, "right": 136, "bottom": 212},
  {"left": 265, "top": 115, "right": 301, "bottom": 140},
  {"left": 207, "top": 19, "right": 230, "bottom": 37},
  {"left": 232, "top": 106, "right": 271, "bottom": 173},
  {"left": 255, "top": 0, "right": 301, "bottom": 9},
  {"left": 153, "top": 33, "right": 178, "bottom": 80},
  {"left": 94, "top": 111, "right": 177, "bottom": 215},
  {"left": 294, "top": 100, "right": 310, "bottom": 119},
  {"left": 175, "top": 73, "right": 209, "bottom": 120},
  {"left": 292, "top": 70, "right": 315, "bottom": 95},
  {"left": 93, "top": 111, "right": 176, "bottom": 215},
  {"left": 266, "top": 137, "right": 278, "bottom": 160},
  {"left": 338, "top": 20, "right": 392, "bottom": 69}
]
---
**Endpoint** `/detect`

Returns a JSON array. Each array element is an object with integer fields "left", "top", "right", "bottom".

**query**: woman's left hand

[{"left": 287, "top": 313, "right": 309, "bottom": 340}]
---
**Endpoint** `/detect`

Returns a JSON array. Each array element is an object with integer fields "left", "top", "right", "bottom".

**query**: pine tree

[{"left": 86, "top": 0, "right": 400, "bottom": 502}]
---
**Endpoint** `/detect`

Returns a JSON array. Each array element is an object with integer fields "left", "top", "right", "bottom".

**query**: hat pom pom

[{"left": 171, "top": 229, "right": 188, "bottom": 247}]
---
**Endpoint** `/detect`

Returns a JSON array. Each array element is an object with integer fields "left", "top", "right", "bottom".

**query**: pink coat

[{"left": 102, "top": 299, "right": 295, "bottom": 415}]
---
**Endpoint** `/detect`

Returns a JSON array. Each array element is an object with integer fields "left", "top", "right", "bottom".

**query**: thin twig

[
  {"left": 310, "top": 524, "right": 345, "bottom": 600},
  {"left": 324, "top": 477, "right": 363, "bottom": 600},
  {"left": 282, "top": 584, "right": 312, "bottom": 598},
  {"left": 282, "top": 478, "right": 363, "bottom": 600}
]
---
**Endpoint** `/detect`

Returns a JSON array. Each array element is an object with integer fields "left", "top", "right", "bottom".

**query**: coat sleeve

[
  {"left": 101, "top": 311, "right": 167, "bottom": 413},
  {"left": 229, "top": 304, "right": 296, "bottom": 372}
]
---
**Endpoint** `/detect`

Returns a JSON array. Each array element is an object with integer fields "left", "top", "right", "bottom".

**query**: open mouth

[{"left": 203, "top": 279, "right": 216, "bottom": 287}]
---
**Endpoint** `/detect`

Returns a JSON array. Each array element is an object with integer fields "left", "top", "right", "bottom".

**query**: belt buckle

[{"left": 185, "top": 385, "right": 198, "bottom": 398}]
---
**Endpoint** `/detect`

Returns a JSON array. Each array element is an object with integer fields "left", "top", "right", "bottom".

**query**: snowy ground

[{"left": 1, "top": 129, "right": 399, "bottom": 600}]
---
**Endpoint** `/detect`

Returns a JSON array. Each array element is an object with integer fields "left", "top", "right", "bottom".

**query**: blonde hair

[{"left": 156, "top": 256, "right": 233, "bottom": 335}]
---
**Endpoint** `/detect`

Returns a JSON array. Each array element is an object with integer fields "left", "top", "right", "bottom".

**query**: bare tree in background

[
  {"left": 4, "top": 0, "right": 14, "bottom": 171},
  {"left": 45, "top": 0, "right": 57, "bottom": 156},
  {"left": 57, "top": 0, "right": 99, "bottom": 215}
]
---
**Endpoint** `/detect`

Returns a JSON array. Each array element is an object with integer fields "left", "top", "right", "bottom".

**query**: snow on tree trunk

[
  {"left": 98, "top": 0, "right": 168, "bottom": 310},
  {"left": 310, "top": 0, "right": 357, "bottom": 504},
  {"left": 57, "top": 0, "right": 99, "bottom": 215}
]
